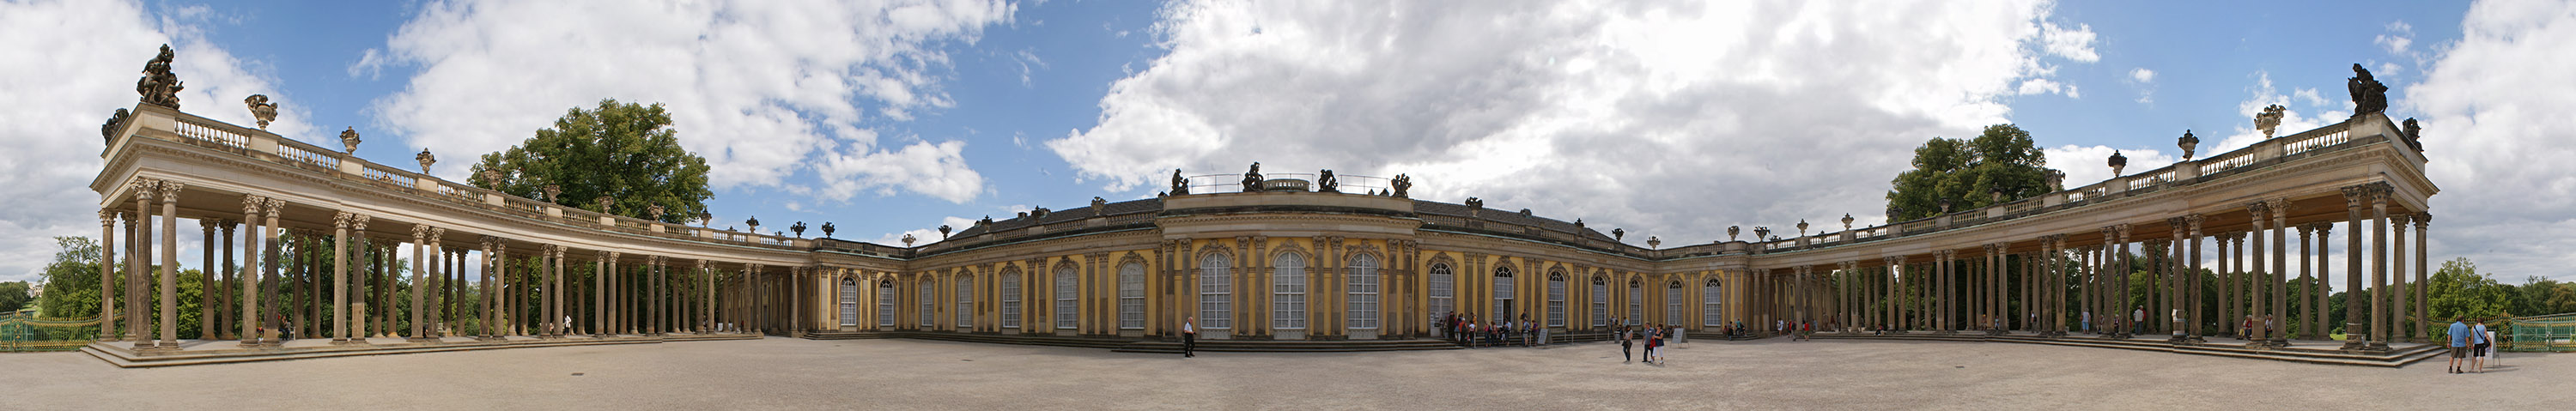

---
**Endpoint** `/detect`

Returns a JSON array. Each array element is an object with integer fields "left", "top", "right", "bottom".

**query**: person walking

[
  {"left": 2471, "top": 319, "right": 2492, "bottom": 373},
  {"left": 1645, "top": 325, "right": 1663, "bottom": 364},
  {"left": 2445, "top": 317, "right": 2470, "bottom": 373},
  {"left": 1620, "top": 323, "right": 1635, "bottom": 362},
  {"left": 1182, "top": 316, "right": 1198, "bottom": 358},
  {"left": 2132, "top": 306, "right": 2147, "bottom": 335}
]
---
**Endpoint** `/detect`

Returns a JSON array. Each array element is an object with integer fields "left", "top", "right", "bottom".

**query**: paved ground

[{"left": 2, "top": 337, "right": 2564, "bottom": 409}]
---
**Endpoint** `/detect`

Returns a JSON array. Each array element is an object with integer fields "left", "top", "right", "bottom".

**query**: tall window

[
  {"left": 957, "top": 275, "right": 975, "bottom": 328},
  {"left": 1703, "top": 279, "right": 1723, "bottom": 327},
  {"left": 1666, "top": 281, "right": 1684, "bottom": 325},
  {"left": 918, "top": 279, "right": 935, "bottom": 327},
  {"left": 878, "top": 280, "right": 895, "bottom": 327},
  {"left": 1273, "top": 252, "right": 1307, "bottom": 329},
  {"left": 1346, "top": 254, "right": 1380, "bottom": 329},
  {"left": 1055, "top": 265, "right": 1079, "bottom": 329},
  {"left": 1200, "top": 253, "right": 1232, "bottom": 329},
  {"left": 1119, "top": 262, "right": 1145, "bottom": 329},
  {"left": 1429, "top": 263, "right": 1454, "bottom": 318},
  {"left": 1627, "top": 280, "right": 1643, "bottom": 325},
  {"left": 1546, "top": 271, "right": 1567, "bottom": 328},
  {"left": 1492, "top": 266, "right": 1516, "bottom": 321},
  {"left": 999, "top": 269, "right": 1022, "bottom": 329},
  {"left": 1591, "top": 276, "right": 1608, "bottom": 327},
  {"left": 839, "top": 277, "right": 860, "bottom": 327}
]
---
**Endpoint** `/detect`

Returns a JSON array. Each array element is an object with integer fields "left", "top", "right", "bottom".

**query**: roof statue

[
  {"left": 101, "top": 108, "right": 130, "bottom": 142},
  {"left": 1390, "top": 173, "right": 1412, "bottom": 198},
  {"left": 2109, "top": 150, "right": 2128, "bottom": 176},
  {"left": 1241, "top": 162, "right": 1264, "bottom": 192},
  {"left": 2178, "top": 130, "right": 2200, "bottom": 160},
  {"left": 2348, "top": 63, "right": 2388, "bottom": 114},
  {"left": 2402, "top": 118, "right": 2425, "bottom": 151},
  {"left": 137, "top": 45, "right": 184, "bottom": 109},
  {"left": 1316, "top": 169, "right": 1340, "bottom": 193},
  {"left": 339, "top": 126, "right": 361, "bottom": 153},
  {"left": 2255, "top": 104, "right": 2286, "bottom": 138},
  {"left": 1170, "top": 168, "right": 1189, "bottom": 195}
]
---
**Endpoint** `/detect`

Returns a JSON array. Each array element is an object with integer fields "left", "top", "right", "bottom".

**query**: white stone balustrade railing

[{"left": 173, "top": 117, "right": 249, "bottom": 151}]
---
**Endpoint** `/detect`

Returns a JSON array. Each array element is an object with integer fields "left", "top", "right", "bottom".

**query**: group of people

[
  {"left": 1440, "top": 311, "right": 1544, "bottom": 348},
  {"left": 1616, "top": 322, "right": 1670, "bottom": 364},
  {"left": 2446, "top": 317, "right": 2495, "bottom": 374}
]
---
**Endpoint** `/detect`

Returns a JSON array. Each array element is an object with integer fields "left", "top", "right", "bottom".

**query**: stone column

[
  {"left": 2341, "top": 185, "right": 2366, "bottom": 350},
  {"left": 699, "top": 260, "right": 712, "bottom": 334},
  {"left": 482, "top": 239, "right": 499, "bottom": 340},
  {"left": 155, "top": 181, "right": 182, "bottom": 348},
  {"left": 2218, "top": 233, "right": 2233, "bottom": 337},
  {"left": 2246, "top": 203, "right": 2267, "bottom": 345},
  {"left": 549, "top": 245, "right": 564, "bottom": 338},
  {"left": 2414, "top": 214, "right": 2430, "bottom": 343},
  {"left": 98, "top": 209, "right": 118, "bottom": 341},
  {"left": 409, "top": 227, "right": 429, "bottom": 341},
  {"left": 2369, "top": 183, "right": 2391, "bottom": 350},
  {"left": 129, "top": 180, "right": 150, "bottom": 346},
  {"left": 257, "top": 199, "right": 283, "bottom": 347},
  {"left": 593, "top": 251, "right": 606, "bottom": 337},
  {"left": 2308, "top": 224, "right": 2329, "bottom": 339},
  {"left": 234, "top": 198, "right": 260, "bottom": 346},
  {"left": 199, "top": 218, "right": 216, "bottom": 340},
  {"left": 2392, "top": 214, "right": 2411, "bottom": 342},
  {"left": 2312, "top": 223, "right": 2330, "bottom": 341},
  {"left": 2116, "top": 225, "right": 2131, "bottom": 338},
  {"left": 349, "top": 215, "right": 372, "bottom": 342}
]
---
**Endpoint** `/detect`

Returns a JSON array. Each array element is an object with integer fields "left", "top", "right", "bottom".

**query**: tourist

[
  {"left": 2471, "top": 318, "right": 2492, "bottom": 372},
  {"left": 1620, "top": 323, "right": 1635, "bottom": 362},
  {"left": 1645, "top": 324, "right": 1662, "bottom": 364},
  {"left": 2081, "top": 311, "right": 2092, "bottom": 334},
  {"left": 2445, "top": 316, "right": 2470, "bottom": 374},
  {"left": 2132, "top": 306, "right": 2146, "bottom": 335},
  {"left": 1182, "top": 315, "right": 1198, "bottom": 358},
  {"left": 1520, "top": 315, "right": 1534, "bottom": 347}
]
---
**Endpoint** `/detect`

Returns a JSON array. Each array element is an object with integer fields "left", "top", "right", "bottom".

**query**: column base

[
  {"left": 2339, "top": 338, "right": 2368, "bottom": 351},
  {"left": 329, "top": 338, "right": 354, "bottom": 345}
]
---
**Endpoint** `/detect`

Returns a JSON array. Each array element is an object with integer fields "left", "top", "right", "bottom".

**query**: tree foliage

[
  {"left": 469, "top": 99, "right": 712, "bottom": 223},
  {"left": 1886, "top": 124, "right": 2058, "bottom": 221},
  {"left": 0, "top": 281, "right": 29, "bottom": 313},
  {"left": 34, "top": 236, "right": 99, "bottom": 320}
]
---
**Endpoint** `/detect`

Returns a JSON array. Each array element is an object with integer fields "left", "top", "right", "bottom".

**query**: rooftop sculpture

[{"left": 136, "top": 45, "right": 183, "bottom": 109}]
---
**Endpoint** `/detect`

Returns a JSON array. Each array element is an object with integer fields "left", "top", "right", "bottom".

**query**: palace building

[{"left": 86, "top": 46, "right": 2439, "bottom": 366}]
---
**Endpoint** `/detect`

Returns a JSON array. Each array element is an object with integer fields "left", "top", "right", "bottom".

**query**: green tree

[
  {"left": 1886, "top": 124, "right": 2058, "bottom": 221},
  {"left": 2428, "top": 257, "right": 2515, "bottom": 341},
  {"left": 0, "top": 281, "right": 28, "bottom": 312},
  {"left": 34, "top": 236, "right": 100, "bottom": 321},
  {"left": 470, "top": 99, "right": 712, "bottom": 223}
]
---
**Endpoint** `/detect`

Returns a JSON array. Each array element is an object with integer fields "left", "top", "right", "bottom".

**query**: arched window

[
  {"left": 957, "top": 275, "right": 975, "bottom": 328},
  {"left": 1547, "top": 271, "right": 1566, "bottom": 328},
  {"left": 1626, "top": 279, "right": 1643, "bottom": 325},
  {"left": 918, "top": 279, "right": 935, "bottom": 327},
  {"left": 1118, "top": 262, "right": 1145, "bottom": 329},
  {"left": 1591, "top": 275, "right": 1608, "bottom": 327},
  {"left": 1273, "top": 251, "right": 1307, "bottom": 330},
  {"left": 1703, "top": 278, "right": 1723, "bottom": 327},
  {"left": 1199, "top": 253, "right": 1232, "bottom": 329},
  {"left": 1428, "top": 263, "right": 1454, "bottom": 318},
  {"left": 999, "top": 269, "right": 1022, "bottom": 329},
  {"left": 877, "top": 279, "right": 895, "bottom": 327},
  {"left": 1346, "top": 254, "right": 1380, "bottom": 329},
  {"left": 1666, "top": 281, "right": 1684, "bottom": 325},
  {"left": 1054, "top": 265, "right": 1079, "bottom": 329},
  {"left": 1492, "top": 265, "right": 1516, "bottom": 321},
  {"left": 839, "top": 277, "right": 860, "bottom": 327}
]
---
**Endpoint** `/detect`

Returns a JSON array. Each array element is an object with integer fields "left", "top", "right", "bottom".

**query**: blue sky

[{"left": 4, "top": 0, "right": 2572, "bottom": 287}]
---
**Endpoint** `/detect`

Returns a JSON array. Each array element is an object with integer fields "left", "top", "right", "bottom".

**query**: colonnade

[
  {"left": 1821, "top": 182, "right": 2435, "bottom": 349},
  {"left": 91, "top": 178, "right": 803, "bottom": 350}
]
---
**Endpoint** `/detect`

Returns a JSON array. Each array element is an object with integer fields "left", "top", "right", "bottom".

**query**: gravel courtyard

[{"left": 3, "top": 337, "right": 2563, "bottom": 409}]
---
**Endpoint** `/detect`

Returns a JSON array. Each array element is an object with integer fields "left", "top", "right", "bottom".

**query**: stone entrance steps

[
  {"left": 1111, "top": 339, "right": 1463, "bottom": 354},
  {"left": 1807, "top": 332, "right": 2445, "bottom": 367},
  {"left": 82, "top": 333, "right": 762, "bottom": 368},
  {"left": 806, "top": 330, "right": 1466, "bottom": 354}
]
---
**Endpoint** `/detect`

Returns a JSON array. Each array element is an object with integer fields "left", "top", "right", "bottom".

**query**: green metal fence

[
  {"left": 2504, "top": 312, "right": 2576, "bottom": 353},
  {"left": 0, "top": 312, "right": 99, "bottom": 353}
]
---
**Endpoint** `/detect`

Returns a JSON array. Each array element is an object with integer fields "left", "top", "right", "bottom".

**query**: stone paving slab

[{"left": 1, "top": 336, "right": 2561, "bottom": 409}]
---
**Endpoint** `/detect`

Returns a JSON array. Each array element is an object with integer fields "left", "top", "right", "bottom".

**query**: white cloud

[
  {"left": 2208, "top": 71, "right": 2348, "bottom": 156},
  {"left": 0, "top": 0, "right": 312, "bottom": 283},
  {"left": 2039, "top": 21, "right": 2099, "bottom": 62},
  {"left": 2044, "top": 146, "right": 2174, "bottom": 190},
  {"left": 869, "top": 215, "right": 977, "bottom": 246},
  {"left": 368, "top": 0, "right": 1013, "bottom": 203},
  {"left": 2410, "top": 0, "right": 2576, "bottom": 281},
  {"left": 2377, "top": 21, "right": 2415, "bottom": 55},
  {"left": 2128, "top": 68, "right": 2155, "bottom": 104},
  {"left": 1049, "top": 0, "right": 2097, "bottom": 245}
]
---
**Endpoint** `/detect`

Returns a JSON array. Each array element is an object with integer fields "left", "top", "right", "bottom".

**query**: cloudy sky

[{"left": 2, "top": 0, "right": 2568, "bottom": 287}]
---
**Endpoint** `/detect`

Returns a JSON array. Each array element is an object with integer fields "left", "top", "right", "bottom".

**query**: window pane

[
  {"left": 957, "top": 276, "right": 974, "bottom": 328},
  {"left": 1346, "top": 254, "right": 1378, "bottom": 329},
  {"left": 1592, "top": 280, "right": 1608, "bottom": 327},
  {"left": 1548, "top": 275, "right": 1566, "bottom": 328},
  {"left": 1056, "top": 267, "right": 1078, "bottom": 329},
  {"left": 1001, "top": 271, "right": 1021, "bottom": 329},
  {"left": 1428, "top": 263, "right": 1453, "bottom": 320},
  {"left": 1119, "top": 263, "right": 1145, "bottom": 329},
  {"left": 1200, "top": 254, "right": 1231, "bottom": 329},
  {"left": 1273, "top": 252, "right": 1305, "bottom": 330}
]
